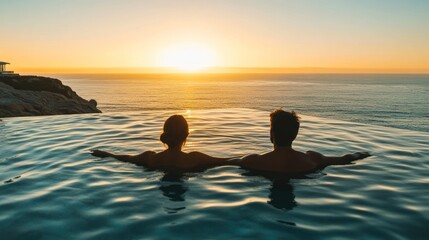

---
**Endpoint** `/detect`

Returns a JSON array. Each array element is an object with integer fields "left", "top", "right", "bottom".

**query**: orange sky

[{"left": 1, "top": 0, "right": 429, "bottom": 73}]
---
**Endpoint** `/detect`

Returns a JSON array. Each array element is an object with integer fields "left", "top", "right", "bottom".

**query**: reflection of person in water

[
  {"left": 268, "top": 179, "right": 297, "bottom": 211},
  {"left": 242, "top": 170, "right": 298, "bottom": 211},
  {"left": 159, "top": 172, "right": 188, "bottom": 202},
  {"left": 158, "top": 172, "right": 190, "bottom": 214},
  {"left": 91, "top": 115, "right": 236, "bottom": 170}
]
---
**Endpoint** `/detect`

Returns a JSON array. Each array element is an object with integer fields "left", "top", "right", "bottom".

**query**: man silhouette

[{"left": 238, "top": 109, "right": 370, "bottom": 173}]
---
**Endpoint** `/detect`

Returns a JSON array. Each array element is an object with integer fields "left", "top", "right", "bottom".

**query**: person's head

[
  {"left": 160, "top": 115, "right": 189, "bottom": 149},
  {"left": 270, "top": 109, "right": 300, "bottom": 147}
]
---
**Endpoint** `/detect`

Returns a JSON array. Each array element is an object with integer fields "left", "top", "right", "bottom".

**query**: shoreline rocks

[{"left": 0, "top": 75, "right": 101, "bottom": 118}]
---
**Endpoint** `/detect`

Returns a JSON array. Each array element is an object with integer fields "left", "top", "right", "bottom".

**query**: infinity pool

[{"left": 1, "top": 109, "right": 428, "bottom": 239}]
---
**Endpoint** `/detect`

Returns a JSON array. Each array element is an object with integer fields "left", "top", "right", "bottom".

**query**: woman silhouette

[{"left": 91, "top": 115, "right": 235, "bottom": 170}]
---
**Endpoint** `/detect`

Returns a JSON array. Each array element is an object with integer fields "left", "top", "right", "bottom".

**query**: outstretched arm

[
  {"left": 90, "top": 150, "right": 155, "bottom": 166},
  {"left": 306, "top": 151, "right": 370, "bottom": 167},
  {"left": 188, "top": 151, "right": 241, "bottom": 167}
]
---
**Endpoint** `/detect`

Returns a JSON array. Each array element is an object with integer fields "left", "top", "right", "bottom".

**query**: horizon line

[{"left": 12, "top": 66, "right": 429, "bottom": 74}]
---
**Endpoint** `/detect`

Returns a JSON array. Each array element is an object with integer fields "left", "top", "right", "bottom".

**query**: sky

[{"left": 1, "top": 0, "right": 429, "bottom": 72}]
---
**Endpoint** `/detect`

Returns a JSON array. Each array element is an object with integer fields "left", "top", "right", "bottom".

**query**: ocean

[
  {"left": 55, "top": 73, "right": 429, "bottom": 132},
  {"left": 1, "top": 74, "right": 428, "bottom": 239}
]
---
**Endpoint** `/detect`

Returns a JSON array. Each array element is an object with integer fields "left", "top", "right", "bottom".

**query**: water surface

[{"left": 1, "top": 109, "right": 428, "bottom": 239}]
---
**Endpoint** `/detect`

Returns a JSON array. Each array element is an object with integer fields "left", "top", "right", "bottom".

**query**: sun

[{"left": 159, "top": 42, "right": 215, "bottom": 72}]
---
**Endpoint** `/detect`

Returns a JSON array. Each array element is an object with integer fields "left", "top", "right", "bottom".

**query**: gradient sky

[{"left": 1, "top": 0, "right": 429, "bottom": 71}]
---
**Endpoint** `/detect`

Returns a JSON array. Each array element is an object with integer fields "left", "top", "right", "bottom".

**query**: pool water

[{"left": 0, "top": 109, "right": 428, "bottom": 239}]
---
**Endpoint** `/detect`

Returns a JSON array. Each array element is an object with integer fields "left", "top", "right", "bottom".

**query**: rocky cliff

[{"left": 0, "top": 75, "right": 101, "bottom": 118}]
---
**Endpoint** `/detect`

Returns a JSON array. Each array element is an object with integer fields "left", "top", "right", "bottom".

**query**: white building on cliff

[{"left": 0, "top": 61, "right": 18, "bottom": 76}]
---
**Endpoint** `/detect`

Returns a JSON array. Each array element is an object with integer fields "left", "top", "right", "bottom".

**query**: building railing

[{"left": 0, "top": 71, "right": 18, "bottom": 76}]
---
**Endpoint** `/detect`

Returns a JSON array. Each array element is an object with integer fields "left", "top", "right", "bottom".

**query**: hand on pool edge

[
  {"left": 344, "top": 152, "right": 371, "bottom": 161},
  {"left": 90, "top": 150, "right": 112, "bottom": 158}
]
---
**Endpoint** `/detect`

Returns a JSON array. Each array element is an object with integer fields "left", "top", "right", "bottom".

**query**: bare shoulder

[
  {"left": 188, "top": 151, "right": 210, "bottom": 159},
  {"left": 187, "top": 151, "right": 217, "bottom": 165},
  {"left": 188, "top": 151, "right": 205, "bottom": 156},
  {"left": 242, "top": 153, "right": 261, "bottom": 161},
  {"left": 240, "top": 153, "right": 263, "bottom": 168},
  {"left": 304, "top": 150, "right": 324, "bottom": 165},
  {"left": 183, "top": 151, "right": 228, "bottom": 168},
  {"left": 139, "top": 150, "right": 157, "bottom": 159},
  {"left": 284, "top": 150, "right": 315, "bottom": 169},
  {"left": 146, "top": 152, "right": 165, "bottom": 167},
  {"left": 305, "top": 150, "right": 323, "bottom": 159}
]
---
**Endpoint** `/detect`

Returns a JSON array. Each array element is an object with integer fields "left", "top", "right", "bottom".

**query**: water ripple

[{"left": 0, "top": 109, "right": 428, "bottom": 239}]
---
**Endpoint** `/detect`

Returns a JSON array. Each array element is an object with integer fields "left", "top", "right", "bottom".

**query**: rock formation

[{"left": 0, "top": 75, "right": 101, "bottom": 118}]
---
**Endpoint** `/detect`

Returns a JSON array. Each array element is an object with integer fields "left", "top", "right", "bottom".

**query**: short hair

[
  {"left": 160, "top": 115, "right": 189, "bottom": 148},
  {"left": 270, "top": 109, "right": 300, "bottom": 147}
]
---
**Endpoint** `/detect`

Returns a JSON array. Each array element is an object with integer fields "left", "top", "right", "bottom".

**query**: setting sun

[{"left": 158, "top": 43, "right": 216, "bottom": 72}]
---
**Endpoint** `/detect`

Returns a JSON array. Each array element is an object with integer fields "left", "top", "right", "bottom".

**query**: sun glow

[{"left": 159, "top": 43, "right": 216, "bottom": 72}]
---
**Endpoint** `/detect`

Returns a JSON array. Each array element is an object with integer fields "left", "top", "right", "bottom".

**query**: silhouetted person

[
  {"left": 91, "top": 115, "right": 234, "bottom": 170},
  {"left": 238, "top": 109, "right": 370, "bottom": 173}
]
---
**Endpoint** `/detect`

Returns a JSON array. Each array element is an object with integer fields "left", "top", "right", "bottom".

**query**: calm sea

[{"left": 53, "top": 73, "right": 429, "bottom": 132}]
